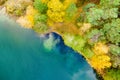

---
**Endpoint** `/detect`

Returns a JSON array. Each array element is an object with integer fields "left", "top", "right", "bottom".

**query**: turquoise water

[{"left": 0, "top": 15, "right": 97, "bottom": 80}]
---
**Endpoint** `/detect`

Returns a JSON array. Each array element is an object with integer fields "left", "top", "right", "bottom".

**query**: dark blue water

[{"left": 0, "top": 15, "right": 97, "bottom": 80}]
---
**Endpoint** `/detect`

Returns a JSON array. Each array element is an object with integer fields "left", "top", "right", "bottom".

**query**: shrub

[
  {"left": 81, "top": 0, "right": 119, "bottom": 26},
  {"left": 33, "top": 22, "right": 48, "bottom": 33},
  {"left": 34, "top": 13, "right": 47, "bottom": 24},
  {"left": 109, "top": 45, "right": 120, "bottom": 56},
  {"left": 34, "top": 0, "right": 48, "bottom": 13},
  {"left": 86, "top": 7, "right": 118, "bottom": 26},
  {"left": 63, "top": 0, "right": 77, "bottom": 9},
  {"left": 65, "top": 3, "right": 77, "bottom": 21},
  {"left": 110, "top": 55, "right": 120, "bottom": 68},
  {"left": 102, "top": 19, "right": 120, "bottom": 45},
  {"left": 63, "top": 34, "right": 86, "bottom": 52},
  {"left": 86, "top": 29, "right": 102, "bottom": 45},
  {"left": 81, "top": 47, "right": 94, "bottom": 58},
  {"left": 103, "top": 68, "right": 120, "bottom": 80}
]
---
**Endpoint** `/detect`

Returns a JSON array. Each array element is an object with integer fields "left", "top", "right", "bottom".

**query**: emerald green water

[{"left": 0, "top": 15, "right": 97, "bottom": 80}]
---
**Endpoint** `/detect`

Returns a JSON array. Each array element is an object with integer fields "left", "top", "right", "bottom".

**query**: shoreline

[
  {"left": 1, "top": 1, "right": 120, "bottom": 79},
  {"left": 0, "top": 7, "right": 62, "bottom": 39}
]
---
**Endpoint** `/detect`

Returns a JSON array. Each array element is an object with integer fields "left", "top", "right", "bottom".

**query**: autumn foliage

[{"left": 2, "top": 0, "right": 120, "bottom": 79}]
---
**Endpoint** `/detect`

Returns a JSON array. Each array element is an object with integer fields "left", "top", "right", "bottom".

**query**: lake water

[{"left": 0, "top": 15, "right": 97, "bottom": 80}]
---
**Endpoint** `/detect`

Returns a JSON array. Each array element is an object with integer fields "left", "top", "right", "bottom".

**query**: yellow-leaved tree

[
  {"left": 93, "top": 42, "right": 109, "bottom": 55},
  {"left": 89, "top": 42, "right": 111, "bottom": 73},
  {"left": 89, "top": 54, "right": 111, "bottom": 73},
  {"left": 17, "top": 5, "right": 38, "bottom": 28},
  {"left": 47, "top": 0, "right": 65, "bottom": 26}
]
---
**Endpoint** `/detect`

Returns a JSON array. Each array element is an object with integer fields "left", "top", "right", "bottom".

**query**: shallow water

[{"left": 0, "top": 15, "right": 97, "bottom": 80}]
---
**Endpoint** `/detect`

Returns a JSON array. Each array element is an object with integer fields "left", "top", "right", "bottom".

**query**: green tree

[{"left": 34, "top": 0, "right": 48, "bottom": 13}]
